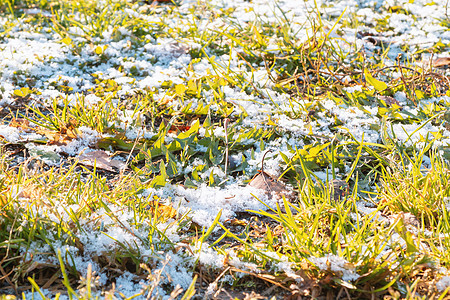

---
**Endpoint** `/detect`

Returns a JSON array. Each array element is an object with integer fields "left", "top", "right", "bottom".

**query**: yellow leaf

[
  {"left": 148, "top": 201, "right": 178, "bottom": 220},
  {"left": 175, "top": 84, "right": 187, "bottom": 96},
  {"left": 13, "top": 87, "right": 32, "bottom": 97},
  {"left": 61, "top": 37, "right": 72, "bottom": 45},
  {"left": 66, "top": 127, "right": 80, "bottom": 139},
  {"left": 95, "top": 46, "right": 103, "bottom": 55},
  {"left": 364, "top": 69, "right": 387, "bottom": 91}
]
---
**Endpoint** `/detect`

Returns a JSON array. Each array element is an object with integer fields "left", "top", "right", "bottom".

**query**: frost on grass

[
  {"left": 309, "top": 254, "right": 360, "bottom": 282},
  {"left": 145, "top": 183, "right": 279, "bottom": 228},
  {"left": 437, "top": 276, "right": 450, "bottom": 292},
  {"left": 1, "top": 0, "right": 450, "bottom": 297}
]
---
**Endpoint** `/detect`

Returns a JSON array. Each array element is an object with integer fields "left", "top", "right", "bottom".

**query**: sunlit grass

[{"left": 1, "top": 0, "right": 450, "bottom": 298}]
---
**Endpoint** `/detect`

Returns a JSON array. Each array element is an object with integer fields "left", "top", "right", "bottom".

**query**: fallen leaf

[
  {"left": 158, "top": 95, "right": 175, "bottom": 105},
  {"left": 10, "top": 118, "right": 31, "bottom": 130},
  {"left": 364, "top": 69, "right": 387, "bottom": 91},
  {"left": 249, "top": 170, "right": 292, "bottom": 200},
  {"left": 248, "top": 150, "right": 293, "bottom": 201},
  {"left": 224, "top": 218, "right": 248, "bottom": 226},
  {"left": 147, "top": 201, "right": 178, "bottom": 220},
  {"left": 35, "top": 120, "right": 80, "bottom": 145},
  {"left": 432, "top": 57, "right": 450, "bottom": 68},
  {"left": 61, "top": 119, "right": 80, "bottom": 138},
  {"left": 65, "top": 127, "right": 79, "bottom": 139},
  {"left": 37, "top": 129, "right": 64, "bottom": 144},
  {"left": 168, "top": 123, "right": 191, "bottom": 134},
  {"left": 78, "top": 150, "right": 127, "bottom": 172}
]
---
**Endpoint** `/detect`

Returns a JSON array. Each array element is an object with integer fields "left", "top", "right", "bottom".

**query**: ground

[{"left": 0, "top": 0, "right": 450, "bottom": 299}]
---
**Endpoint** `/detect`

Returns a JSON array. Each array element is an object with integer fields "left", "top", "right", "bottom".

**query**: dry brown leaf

[
  {"left": 66, "top": 127, "right": 79, "bottom": 139},
  {"left": 61, "top": 119, "right": 80, "bottom": 138},
  {"left": 10, "top": 118, "right": 31, "bottom": 130},
  {"left": 249, "top": 170, "right": 292, "bottom": 200},
  {"left": 78, "top": 150, "right": 127, "bottom": 172},
  {"left": 432, "top": 57, "right": 450, "bottom": 68},
  {"left": 37, "top": 129, "right": 63, "bottom": 144},
  {"left": 224, "top": 218, "right": 248, "bottom": 226},
  {"left": 36, "top": 129, "right": 79, "bottom": 145},
  {"left": 248, "top": 150, "right": 293, "bottom": 201},
  {"left": 35, "top": 119, "right": 80, "bottom": 145},
  {"left": 158, "top": 95, "right": 175, "bottom": 105}
]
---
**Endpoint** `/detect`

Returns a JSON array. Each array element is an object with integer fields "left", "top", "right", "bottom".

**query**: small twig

[
  {"left": 210, "top": 266, "right": 231, "bottom": 298},
  {"left": 374, "top": 65, "right": 422, "bottom": 76},
  {"left": 145, "top": 257, "right": 171, "bottom": 300},
  {"left": 262, "top": 55, "right": 278, "bottom": 83},
  {"left": 235, "top": 52, "right": 268, "bottom": 99},
  {"left": 0, "top": 265, "right": 14, "bottom": 293},
  {"left": 344, "top": 286, "right": 352, "bottom": 300}
]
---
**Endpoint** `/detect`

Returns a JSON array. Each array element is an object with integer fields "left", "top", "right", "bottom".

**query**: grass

[{"left": 0, "top": 0, "right": 450, "bottom": 298}]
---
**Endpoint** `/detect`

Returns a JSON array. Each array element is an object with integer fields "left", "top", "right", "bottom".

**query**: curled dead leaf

[
  {"left": 248, "top": 150, "right": 293, "bottom": 201},
  {"left": 224, "top": 218, "right": 248, "bottom": 227},
  {"left": 249, "top": 170, "right": 293, "bottom": 201},
  {"left": 158, "top": 95, "right": 175, "bottom": 105},
  {"left": 168, "top": 123, "right": 191, "bottom": 134},
  {"left": 35, "top": 120, "right": 80, "bottom": 145}
]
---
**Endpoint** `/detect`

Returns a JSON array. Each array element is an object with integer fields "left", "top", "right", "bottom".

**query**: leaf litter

[{"left": 78, "top": 150, "right": 127, "bottom": 172}]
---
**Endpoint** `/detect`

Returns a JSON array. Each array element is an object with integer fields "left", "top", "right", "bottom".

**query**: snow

[
  {"left": 437, "top": 276, "right": 450, "bottom": 292},
  {"left": 309, "top": 254, "right": 360, "bottom": 282},
  {"left": 145, "top": 183, "right": 278, "bottom": 228},
  {"left": 1, "top": 0, "right": 449, "bottom": 297}
]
